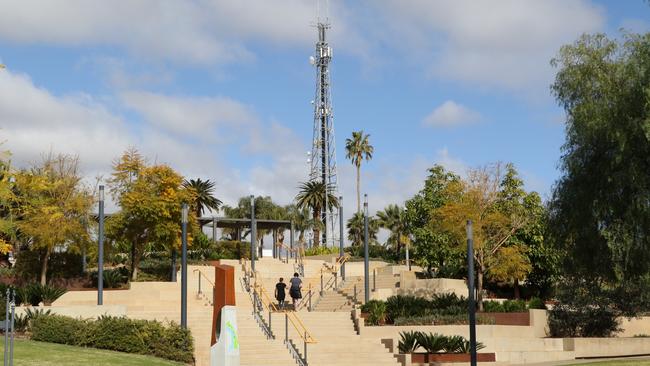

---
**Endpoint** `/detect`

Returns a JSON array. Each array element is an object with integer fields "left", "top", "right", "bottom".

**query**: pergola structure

[{"left": 197, "top": 217, "right": 294, "bottom": 260}]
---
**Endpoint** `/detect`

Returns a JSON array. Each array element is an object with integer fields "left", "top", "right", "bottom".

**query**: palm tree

[
  {"left": 347, "top": 212, "right": 379, "bottom": 246},
  {"left": 345, "top": 131, "right": 374, "bottom": 213},
  {"left": 295, "top": 181, "right": 338, "bottom": 247},
  {"left": 286, "top": 204, "right": 313, "bottom": 244},
  {"left": 376, "top": 204, "right": 409, "bottom": 255},
  {"left": 183, "top": 178, "right": 222, "bottom": 218}
]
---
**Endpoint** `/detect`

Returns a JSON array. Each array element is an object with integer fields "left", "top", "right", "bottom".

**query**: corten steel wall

[{"left": 211, "top": 262, "right": 236, "bottom": 346}]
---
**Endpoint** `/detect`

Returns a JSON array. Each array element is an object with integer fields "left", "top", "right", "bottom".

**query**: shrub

[
  {"left": 398, "top": 331, "right": 419, "bottom": 353},
  {"left": 482, "top": 301, "right": 504, "bottom": 312},
  {"left": 503, "top": 299, "right": 527, "bottom": 312},
  {"left": 527, "top": 297, "right": 547, "bottom": 310},
  {"left": 483, "top": 299, "right": 527, "bottom": 313},
  {"left": 39, "top": 284, "right": 67, "bottom": 305},
  {"left": 393, "top": 313, "right": 495, "bottom": 326},
  {"left": 397, "top": 331, "right": 487, "bottom": 354},
  {"left": 91, "top": 267, "right": 129, "bottom": 289},
  {"left": 416, "top": 332, "right": 447, "bottom": 353},
  {"left": 30, "top": 314, "right": 91, "bottom": 345},
  {"left": 30, "top": 314, "right": 194, "bottom": 363},
  {"left": 548, "top": 303, "right": 620, "bottom": 337},
  {"left": 304, "top": 246, "right": 340, "bottom": 256},
  {"left": 385, "top": 295, "right": 431, "bottom": 322},
  {"left": 362, "top": 300, "right": 387, "bottom": 325}
]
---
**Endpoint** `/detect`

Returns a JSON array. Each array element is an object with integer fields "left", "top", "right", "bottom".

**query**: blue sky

[{"left": 0, "top": 0, "right": 649, "bottom": 217}]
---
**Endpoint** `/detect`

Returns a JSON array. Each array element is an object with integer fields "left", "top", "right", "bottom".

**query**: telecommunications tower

[{"left": 308, "top": 13, "right": 339, "bottom": 247}]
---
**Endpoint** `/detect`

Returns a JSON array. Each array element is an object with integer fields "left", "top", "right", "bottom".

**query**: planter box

[{"left": 411, "top": 352, "right": 496, "bottom": 363}]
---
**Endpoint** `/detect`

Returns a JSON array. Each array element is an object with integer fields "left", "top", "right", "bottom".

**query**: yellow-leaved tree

[
  {"left": 13, "top": 154, "right": 93, "bottom": 285},
  {"left": 439, "top": 163, "right": 532, "bottom": 310},
  {"left": 107, "top": 148, "right": 196, "bottom": 280},
  {"left": 0, "top": 148, "right": 15, "bottom": 255}
]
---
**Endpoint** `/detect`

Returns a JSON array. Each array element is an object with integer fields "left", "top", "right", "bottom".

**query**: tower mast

[{"left": 309, "top": 16, "right": 339, "bottom": 247}]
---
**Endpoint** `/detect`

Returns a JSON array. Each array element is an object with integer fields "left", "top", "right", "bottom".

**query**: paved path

[{"left": 521, "top": 356, "right": 650, "bottom": 365}]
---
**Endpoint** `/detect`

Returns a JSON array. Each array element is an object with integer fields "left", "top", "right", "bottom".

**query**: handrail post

[
  {"left": 198, "top": 272, "right": 202, "bottom": 295},
  {"left": 320, "top": 270, "right": 323, "bottom": 295},
  {"left": 269, "top": 309, "right": 272, "bottom": 335},
  {"left": 285, "top": 313, "right": 288, "bottom": 342},
  {"left": 308, "top": 289, "right": 312, "bottom": 312},
  {"left": 354, "top": 284, "right": 357, "bottom": 304},
  {"left": 373, "top": 269, "right": 376, "bottom": 292},
  {"left": 304, "top": 331, "right": 308, "bottom": 365},
  {"left": 334, "top": 272, "right": 338, "bottom": 290}
]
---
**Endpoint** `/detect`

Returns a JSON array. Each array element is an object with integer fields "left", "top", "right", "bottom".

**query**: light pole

[
  {"left": 466, "top": 220, "right": 477, "bottom": 366},
  {"left": 180, "top": 203, "right": 188, "bottom": 329},
  {"left": 97, "top": 185, "right": 104, "bottom": 306},
  {"left": 339, "top": 196, "right": 345, "bottom": 280},
  {"left": 363, "top": 194, "right": 370, "bottom": 303},
  {"left": 250, "top": 195, "right": 256, "bottom": 272}
]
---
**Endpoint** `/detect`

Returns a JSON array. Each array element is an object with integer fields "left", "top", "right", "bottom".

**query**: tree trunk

[
  {"left": 477, "top": 264, "right": 484, "bottom": 312},
  {"left": 313, "top": 209, "right": 321, "bottom": 247},
  {"left": 131, "top": 248, "right": 142, "bottom": 281},
  {"left": 130, "top": 240, "right": 136, "bottom": 278},
  {"left": 40, "top": 247, "right": 52, "bottom": 286},
  {"left": 514, "top": 278, "right": 521, "bottom": 300},
  {"left": 356, "top": 164, "right": 361, "bottom": 213}
]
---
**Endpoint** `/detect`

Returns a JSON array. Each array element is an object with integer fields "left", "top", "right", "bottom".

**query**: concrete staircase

[{"left": 277, "top": 311, "right": 400, "bottom": 366}]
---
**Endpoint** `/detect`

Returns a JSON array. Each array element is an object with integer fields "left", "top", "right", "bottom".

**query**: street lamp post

[
  {"left": 339, "top": 196, "right": 345, "bottom": 280},
  {"left": 364, "top": 194, "right": 370, "bottom": 303},
  {"left": 98, "top": 185, "right": 104, "bottom": 306},
  {"left": 180, "top": 203, "right": 188, "bottom": 329},
  {"left": 250, "top": 195, "right": 256, "bottom": 272},
  {"left": 467, "top": 220, "right": 477, "bottom": 366}
]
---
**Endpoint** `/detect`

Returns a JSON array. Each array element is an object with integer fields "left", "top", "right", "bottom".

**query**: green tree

[
  {"left": 13, "top": 154, "right": 93, "bottom": 285},
  {"left": 107, "top": 149, "right": 195, "bottom": 280},
  {"left": 376, "top": 204, "right": 409, "bottom": 255},
  {"left": 223, "top": 196, "right": 282, "bottom": 256},
  {"left": 295, "top": 181, "right": 338, "bottom": 247},
  {"left": 345, "top": 131, "right": 374, "bottom": 213},
  {"left": 183, "top": 178, "right": 222, "bottom": 219},
  {"left": 347, "top": 212, "right": 379, "bottom": 246},
  {"left": 404, "top": 165, "right": 464, "bottom": 278},
  {"left": 549, "top": 33, "right": 650, "bottom": 313}
]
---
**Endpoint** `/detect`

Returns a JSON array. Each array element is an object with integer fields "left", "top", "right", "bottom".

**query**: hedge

[{"left": 30, "top": 314, "right": 194, "bottom": 363}]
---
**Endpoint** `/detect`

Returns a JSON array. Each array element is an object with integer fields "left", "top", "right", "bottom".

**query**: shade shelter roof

[{"left": 197, "top": 217, "right": 292, "bottom": 230}]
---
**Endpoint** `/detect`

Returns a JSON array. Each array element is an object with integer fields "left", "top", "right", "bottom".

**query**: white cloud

[
  {"left": 120, "top": 91, "right": 257, "bottom": 139},
  {"left": 423, "top": 100, "right": 481, "bottom": 127},
  {"left": 368, "top": 0, "right": 605, "bottom": 92},
  {"left": 0, "top": 70, "right": 132, "bottom": 173},
  {"left": 0, "top": 0, "right": 365, "bottom": 65}
]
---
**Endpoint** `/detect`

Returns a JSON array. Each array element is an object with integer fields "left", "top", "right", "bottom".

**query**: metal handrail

[
  {"left": 192, "top": 268, "right": 214, "bottom": 295},
  {"left": 285, "top": 310, "right": 317, "bottom": 344},
  {"left": 252, "top": 279, "right": 316, "bottom": 344}
]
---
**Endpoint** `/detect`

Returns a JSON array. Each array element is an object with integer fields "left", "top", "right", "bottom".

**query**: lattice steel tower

[{"left": 309, "top": 18, "right": 339, "bottom": 247}]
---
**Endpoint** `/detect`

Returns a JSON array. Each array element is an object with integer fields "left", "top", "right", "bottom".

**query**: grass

[
  {"left": 0, "top": 339, "right": 184, "bottom": 366},
  {"left": 566, "top": 360, "right": 650, "bottom": 366}
]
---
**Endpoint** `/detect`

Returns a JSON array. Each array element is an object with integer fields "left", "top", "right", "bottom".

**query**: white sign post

[{"left": 211, "top": 305, "right": 240, "bottom": 366}]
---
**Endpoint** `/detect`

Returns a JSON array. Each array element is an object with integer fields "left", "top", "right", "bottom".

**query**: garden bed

[{"left": 411, "top": 352, "right": 496, "bottom": 363}]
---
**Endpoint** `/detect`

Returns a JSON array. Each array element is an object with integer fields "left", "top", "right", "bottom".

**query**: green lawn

[
  {"left": 567, "top": 360, "right": 650, "bottom": 366},
  {"left": 0, "top": 340, "right": 184, "bottom": 366}
]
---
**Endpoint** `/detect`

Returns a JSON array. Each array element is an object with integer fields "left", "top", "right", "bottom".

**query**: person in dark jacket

[
  {"left": 289, "top": 272, "right": 302, "bottom": 308},
  {"left": 275, "top": 277, "right": 287, "bottom": 309}
]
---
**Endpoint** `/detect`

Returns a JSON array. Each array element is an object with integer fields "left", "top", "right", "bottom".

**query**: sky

[{"left": 0, "top": 0, "right": 649, "bottom": 226}]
